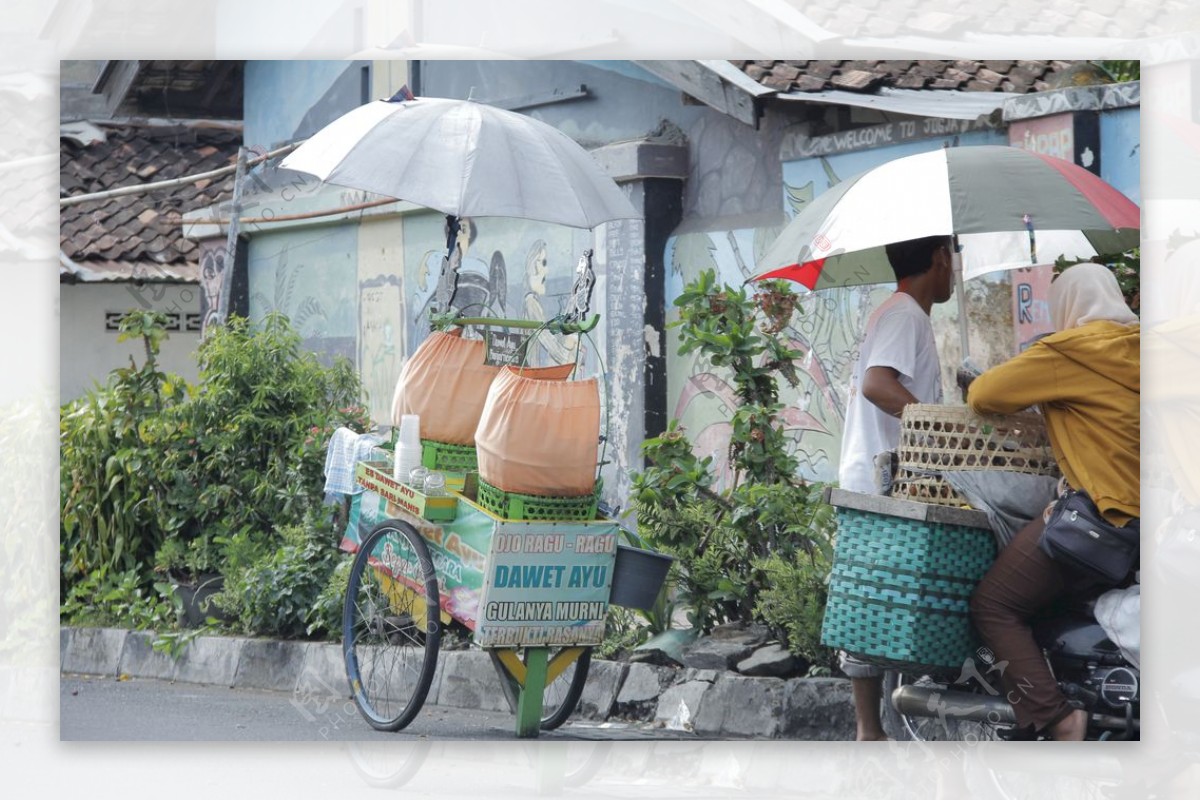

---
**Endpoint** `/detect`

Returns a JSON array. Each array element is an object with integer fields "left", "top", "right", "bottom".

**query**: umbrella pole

[
  {"left": 953, "top": 237, "right": 970, "bottom": 362},
  {"left": 432, "top": 214, "right": 463, "bottom": 316}
]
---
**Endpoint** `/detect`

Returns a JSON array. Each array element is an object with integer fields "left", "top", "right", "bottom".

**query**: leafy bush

[
  {"left": 214, "top": 520, "right": 344, "bottom": 640},
  {"left": 753, "top": 549, "right": 838, "bottom": 670},
  {"left": 153, "top": 312, "right": 368, "bottom": 570},
  {"left": 308, "top": 554, "right": 353, "bottom": 638},
  {"left": 60, "top": 311, "right": 187, "bottom": 584},
  {"left": 60, "top": 567, "right": 178, "bottom": 631},
  {"left": 60, "top": 311, "right": 369, "bottom": 639},
  {"left": 632, "top": 270, "right": 835, "bottom": 634}
]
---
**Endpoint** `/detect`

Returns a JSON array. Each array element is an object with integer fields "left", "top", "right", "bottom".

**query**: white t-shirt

[{"left": 839, "top": 292, "right": 943, "bottom": 493}]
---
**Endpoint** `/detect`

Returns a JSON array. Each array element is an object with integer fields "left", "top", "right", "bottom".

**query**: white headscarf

[{"left": 1049, "top": 262, "right": 1139, "bottom": 331}]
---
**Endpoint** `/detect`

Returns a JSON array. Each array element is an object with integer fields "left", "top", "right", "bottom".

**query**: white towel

[{"left": 323, "top": 427, "right": 386, "bottom": 495}]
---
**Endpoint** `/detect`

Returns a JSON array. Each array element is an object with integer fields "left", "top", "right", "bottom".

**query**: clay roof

[
  {"left": 60, "top": 124, "right": 239, "bottom": 280},
  {"left": 732, "top": 60, "right": 1080, "bottom": 94}
]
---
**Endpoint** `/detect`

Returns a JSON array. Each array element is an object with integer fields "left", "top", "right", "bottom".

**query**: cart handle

[{"left": 430, "top": 311, "right": 601, "bottom": 335}]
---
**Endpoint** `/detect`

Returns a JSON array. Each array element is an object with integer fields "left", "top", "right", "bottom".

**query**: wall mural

[
  {"left": 246, "top": 226, "right": 358, "bottom": 366},
  {"left": 665, "top": 131, "right": 1004, "bottom": 486},
  {"left": 400, "top": 212, "right": 595, "bottom": 371}
]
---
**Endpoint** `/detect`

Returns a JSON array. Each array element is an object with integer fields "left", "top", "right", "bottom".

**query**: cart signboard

[
  {"left": 342, "top": 466, "right": 619, "bottom": 646},
  {"left": 474, "top": 518, "right": 618, "bottom": 648},
  {"left": 343, "top": 490, "right": 490, "bottom": 630}
]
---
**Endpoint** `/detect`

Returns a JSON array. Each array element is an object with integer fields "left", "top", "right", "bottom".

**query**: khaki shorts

[{"left": 839, "top": 651, "right": 885, "bottom": 679}]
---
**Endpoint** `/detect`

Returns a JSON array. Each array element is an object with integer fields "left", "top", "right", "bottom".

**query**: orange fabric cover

[
  {"left": 475, "top": 366, "right": 600, "bottom": 496},
  {"left": 392, "top": 330, "right": 573, "bottom": 445}
]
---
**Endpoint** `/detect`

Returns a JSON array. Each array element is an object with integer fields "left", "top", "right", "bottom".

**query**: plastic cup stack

[{"left": 394, "top": 414, "right": 422, "bottom": 484}]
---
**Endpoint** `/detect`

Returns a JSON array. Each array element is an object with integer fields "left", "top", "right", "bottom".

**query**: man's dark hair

[{"left": 885, "top": 235, "right": 952, "bottom": 280}]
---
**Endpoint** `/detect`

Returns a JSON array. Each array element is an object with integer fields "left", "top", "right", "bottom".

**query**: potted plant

[{"left": 154, "top": 534, "right": 231, "bottom": 627}]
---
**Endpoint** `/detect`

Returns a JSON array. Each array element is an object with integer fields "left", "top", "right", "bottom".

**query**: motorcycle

[{"left": 883, "top": 593, "right": 1140, "bottom": 741}]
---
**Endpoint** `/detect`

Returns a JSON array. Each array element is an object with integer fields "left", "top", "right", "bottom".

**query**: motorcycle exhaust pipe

[{"left": 892, "top": 684, "right": 1019, "bottom": 726}]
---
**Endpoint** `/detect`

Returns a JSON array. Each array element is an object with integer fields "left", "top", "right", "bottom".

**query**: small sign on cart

[{"left": 475, "top": 519, "right": 619, "bottom": 648}]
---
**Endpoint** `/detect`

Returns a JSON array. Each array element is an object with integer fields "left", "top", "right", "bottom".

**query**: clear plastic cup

[
  {"left": 423, "top": 471, "right": 446, "bottom": 496},
  {"left": 408, "top": 465, "right": 430, "bottom": 488}
]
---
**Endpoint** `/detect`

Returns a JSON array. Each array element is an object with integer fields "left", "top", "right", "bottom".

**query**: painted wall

[
  {"left": 245, "top": 224, "right": 358, "bottom": 366},
  {"left": 664, "top": 129, "right": 1014, "bottom": 487},
  {"left": 59, "top": 282, "right": 201, "bottom": 402},
  {"left": 243, "top": 60, "right": 368, "bottom": 149},
  {"left": 1101, "top": 107, "right": 1141, "bottom": 204},
  {"left": 421, "top": 60, "right": 706, "bottom": 150}
]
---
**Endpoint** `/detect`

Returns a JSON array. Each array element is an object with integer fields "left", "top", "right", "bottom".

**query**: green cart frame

[{"left": 339, "top": 460, "right": 620, "bottom": 738}]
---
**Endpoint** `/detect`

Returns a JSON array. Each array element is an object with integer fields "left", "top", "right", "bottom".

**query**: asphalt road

[{"left": 59, "top": 674, "right": 679, "bottom": 742}]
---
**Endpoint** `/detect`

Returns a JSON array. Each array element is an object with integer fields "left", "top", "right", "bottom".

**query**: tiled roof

[
  {"left": 732, "top": 60, "right": 1080, "bottom": 95},
  {"left": 777, "top": 0, "right": 1177, "bottom": 40},
  {"left": 60, "top": 124, "right": 239, "bottom": 278}
]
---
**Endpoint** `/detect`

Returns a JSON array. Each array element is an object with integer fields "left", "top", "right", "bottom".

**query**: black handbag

[{"left": 1038, "top": 488, "right": 1139, "bottom": 584}]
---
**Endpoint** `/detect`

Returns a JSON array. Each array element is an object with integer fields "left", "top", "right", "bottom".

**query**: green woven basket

[
  {"left": 476, "top": 477, "right": 598, "bottom": 522},
  {"left": 420, "top": 439, "right": 478, "bottom": 472},
  {"left": 821, "top": 506, "right": 996, "bottom": 672}
]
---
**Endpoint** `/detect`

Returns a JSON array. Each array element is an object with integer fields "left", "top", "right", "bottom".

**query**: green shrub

[
  {"left": 753, "top": 549, "right": 838, "bottom": 671},
  {"left": 214, "top": 520, "right": 344, "bottom": 640},
  {"left": 60, "top": 311, "right": 369, "bottom": 638},
  {"left": 60, "top": 567, "right": 178, "bottom": 631},
  {"left": 60, "top": 311, "right": 187, "bottom": 584},
  {"left": 153, "top": 313, "right": 368, "bottom": 570},
  {"left": 632, "top": 271, "right": 835, "bottom": 635},
  {"left": 308, "top": 554, "right": 353, "bottom": 638}
]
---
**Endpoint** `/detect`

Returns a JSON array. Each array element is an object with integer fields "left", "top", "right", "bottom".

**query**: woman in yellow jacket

[{"left": 967, "top": 262, "right": 1139, "bottom": 741}]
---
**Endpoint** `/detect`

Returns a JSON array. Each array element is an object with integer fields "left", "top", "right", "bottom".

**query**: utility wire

[{"left": 59, "top": 141, "right": 301, "bottom": 208}]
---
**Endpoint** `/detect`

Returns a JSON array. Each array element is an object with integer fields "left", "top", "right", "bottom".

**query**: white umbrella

[
  {"left": 281, "top": 95, "right": 638, "bottom": 230},
  {"left": 755, "top": 146, "right": 1139, "bottom": 290},
  {"left": 753, "top": 145, "right": 1140, "bottom": 356}
]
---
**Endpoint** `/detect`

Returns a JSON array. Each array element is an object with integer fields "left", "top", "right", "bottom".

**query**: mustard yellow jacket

[{"left": 968, "top": 320, "right": 1139, "bottom": 525}]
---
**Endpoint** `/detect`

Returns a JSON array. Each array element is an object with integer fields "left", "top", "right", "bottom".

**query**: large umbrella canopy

[
  {"left": 755, "top": 145, "right": 1140, "bottom": 290},
  {"left": 280, "top": 95, "right": 638, "bottom": 230}
]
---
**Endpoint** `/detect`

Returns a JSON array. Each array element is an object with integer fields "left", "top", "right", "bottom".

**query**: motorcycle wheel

[{"left": 883, "top": 671, "right": 1006, "bottom": 742}]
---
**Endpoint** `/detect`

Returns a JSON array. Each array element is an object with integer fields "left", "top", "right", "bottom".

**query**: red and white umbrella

[{"left": 755, "top": 145, "right": 1140, "bottom": 289}]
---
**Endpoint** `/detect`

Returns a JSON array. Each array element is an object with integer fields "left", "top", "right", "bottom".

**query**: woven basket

[
  {"left": 898, "top": 404, "right": 1058, "bottom": 476},
  {"left": 476, "top": 477, "right": 599, "bottom": 522},
  {"left": 821, "top": 506, "right": 996, "bottom": 671},
  {"left": 420, "top": 438, "right": 478, "bottom": 472},
  {"left": 891, "top": 466, "right": 969, "bottom": 508}
]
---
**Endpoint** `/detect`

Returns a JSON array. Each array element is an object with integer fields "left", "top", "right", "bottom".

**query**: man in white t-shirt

[{"left": 839, "top": 234, "right": 956, "bottom": 741}]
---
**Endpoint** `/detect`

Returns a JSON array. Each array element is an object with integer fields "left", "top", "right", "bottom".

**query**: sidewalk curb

[{"left": 60, "top": 627, "right": 855, "bottom": 739}]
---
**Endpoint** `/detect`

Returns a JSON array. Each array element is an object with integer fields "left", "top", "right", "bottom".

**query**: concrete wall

[
  {"left": 59, "top": 282, "right": 201, "bottom": 402},
  {"left": 245, "top": 223, "right": 359, "bottom": 367},
  {"left": 243, "top": 60, "right": 369, "bottom": 149}
]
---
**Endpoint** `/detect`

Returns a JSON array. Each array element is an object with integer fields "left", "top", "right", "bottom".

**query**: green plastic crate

[
  {"left": 476, "top": 477, "right": 598, "bottom": 522},
  {"left": 820, "top": 506, "right": 996, "bottom": 672},
  {"left": 420, "top": 439, "right": 478, "bottom": 472}
]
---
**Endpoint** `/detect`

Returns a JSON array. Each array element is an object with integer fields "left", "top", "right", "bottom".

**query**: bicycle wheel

[
  {"left": 493, "top": 646, "right": 592, "bottom": 730},
  {"left": 343, "top": 520, "right": 441, "bottom": 732}
]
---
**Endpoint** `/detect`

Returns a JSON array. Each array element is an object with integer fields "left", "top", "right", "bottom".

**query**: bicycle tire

[
  {"left": 540, "top": 647, "right": 592, "bottom": 730},
  {"left": 493, "top": 646, "right": 593, "bottom": 730},
  {"left": 343, "top": 520, "right": 441, "bottom": 732}
]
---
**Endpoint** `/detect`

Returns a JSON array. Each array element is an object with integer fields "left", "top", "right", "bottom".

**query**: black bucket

[{"left": 608, "top": 545, "right": 674, "bottom": 609}]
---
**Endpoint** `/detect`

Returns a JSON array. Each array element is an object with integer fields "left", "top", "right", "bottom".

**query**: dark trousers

[{"left": 970, "top": 517, "right": 1081, "bottom": 733}]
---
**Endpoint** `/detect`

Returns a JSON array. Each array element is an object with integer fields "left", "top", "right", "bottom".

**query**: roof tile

[
  {"left": 732, "top": 59, "right": 1076, "bottom": 96},
  {"left": 830, "top": 70, "right": 882, "bottom": 92},
  {"left": 60, "top": 124, "right": 239, "bottom": 276}
]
